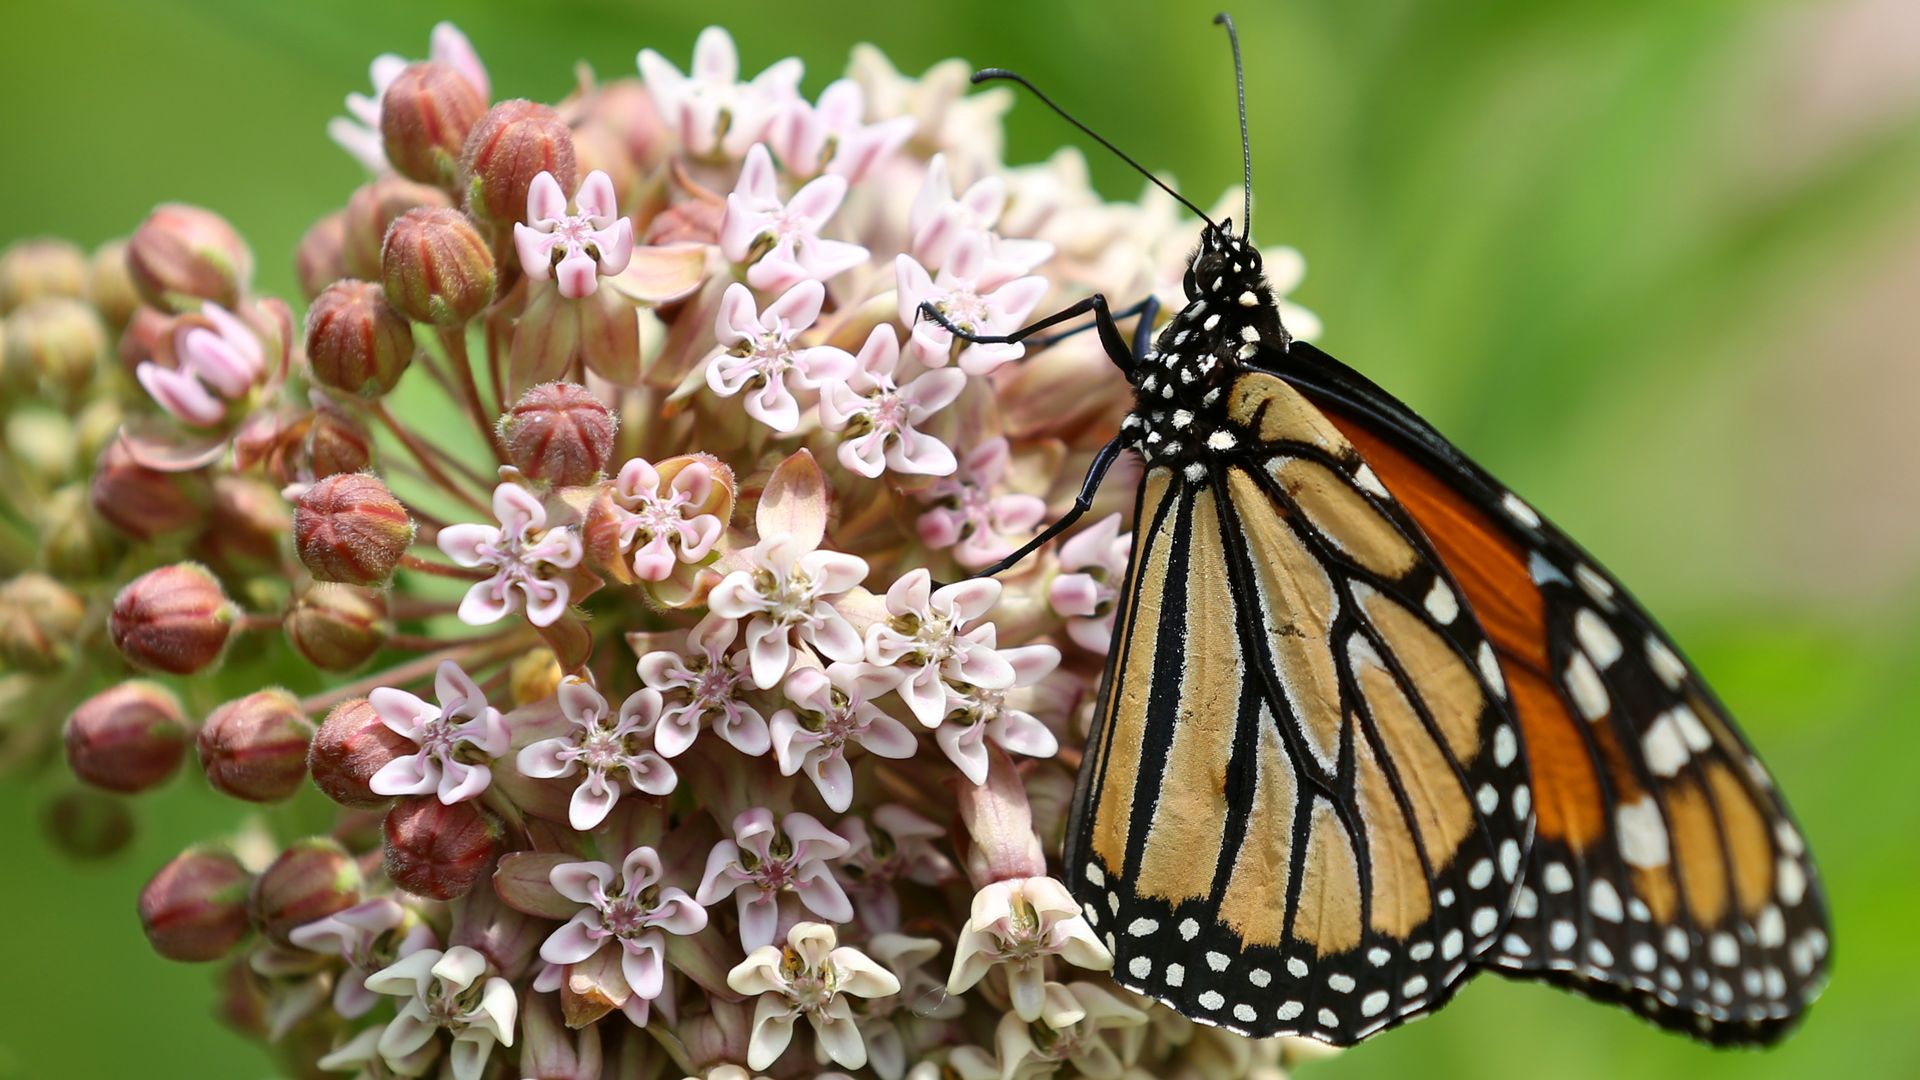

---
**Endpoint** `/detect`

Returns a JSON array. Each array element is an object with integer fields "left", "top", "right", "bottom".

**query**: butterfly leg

[
  {"left": 971, "top": 435, "right": 1126, "bottom": 578},
  {"left": 1024, "top": 295, "right": 1160, "bottom": 353},
  {"left": 915, "top": 293, "right": 1143, "bottom": 372}
]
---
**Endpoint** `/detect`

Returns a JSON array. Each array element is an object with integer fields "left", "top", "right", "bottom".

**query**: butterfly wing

[
  {"left": 1064, "top": 370, "right": 1531, "bottom": 1044},
  {"left": 1276, "top": 341, "right": 1832, "bottom": 1044}
]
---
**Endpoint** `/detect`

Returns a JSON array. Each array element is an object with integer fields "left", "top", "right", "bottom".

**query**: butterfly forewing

[{"left": 1065, "top": 370, "right": 1532, "bottom": 1044}]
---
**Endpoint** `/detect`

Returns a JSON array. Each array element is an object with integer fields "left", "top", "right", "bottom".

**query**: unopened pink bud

[
  {"left": 64, "top": 680, "right": 189, "bottom": 793},
  {"left": 0, "top": 238, "right": 89, "bottom": 312},
  {"left": 381, "top": 61, "right": 488, "bottom": 188},
  {"left": 249, "top": 837, "right": 363, "bottom": 946},
  {"left": 462, "top": 100, "right": 578, "bottom": 237},
  {"left": 109, "top": 562, "right": 235, "bottom": 675},
  {"left": 294, "top": 211, "right": 348, "bottom": 301},
  {"left": 343, "top": 175, "right": 452, "bottom": 280},
  {"left": 90, "top": 436, "right": 211, "bottom": 540},
  {"left": 139, "top": 845, "right": 253, "bottom": 962},
  {"left": 194, "top": 474, "right": 291, "bottom": 578},
  {"left": 0, "top": 572, "right": 85, "bottom": 672},
  {"left": 126, "top": 203, "right": 252, "bottom": 313},
  {"left": 383, "top": 796, "right": 500, "bottom": 901},
  {"left": 293, "top": 473, "right": 415, "bottom": 585},
  {"left": 308, "top": 697, "right": 410, "bottom": 808},
  {"left": 284, "top": 582, "right": 390, "bottom": 671},
  {"left": 305, "top": 279, "right": 415, "bottom": 396},
  {"left": 499, "top": 381, "right": 617, "bottom": 486},
  {"left": 303, "top": 405, "right": 376, "bottom": 480},
  {"left": 381, "top": 207, "right": 495, "bottom": 326},
  {"left": 198, "top": 689, "right": 314, "bottom": 803}
]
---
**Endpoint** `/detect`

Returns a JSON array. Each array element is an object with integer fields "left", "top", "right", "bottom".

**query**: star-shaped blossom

[
  {"left": 368, "top": 660, "right": 509, "bottom": 804},
  {"left": 329, "top": 22, "right": 489, "bottom": 173},
  {"left": 909, "top": 153, "right": 1054, "bottom": 284},
  {"left": 860, "top": 932, "right": 965, "bottom": 1076},
  {"left": 766, "top": 78, "right": 913, "bottom": 182},
  {"left": 936, "top": 644, "right": 1061, "bottom": 784},
  {"left": 897, "top": 231, "right": 1049, "bottom": 377},
  {"left": 705, "top": 280, "right": 856, "bottom": 433},
  {"left": 638, "top": 26, "right": 801, "bottom": 160},
  {"left": 865, "top": 569, "right": 1016, "bottom": 728},
  {"left": 707, "top": 532, "right": 868, "bottom": 689},
  {"left": 516, "top": 678, "right": 677, "bottom": 831},
  {"left": 514, "top": 170, "right": 635, "bottom": 300},
  {"left": 836, "top": 805, "right": 957, "bottom": 932},
  {"left": 363, "top": 945, "right": 516, "bottom": 1080},
  {"left": 993, "top": 981, "right": 1147, "bottom": 1080},
  {"left": 438, "top": 483, "right": 584, "bottom": 627},
  {"left": 136, "top": 303, "right": 265, "bottom": 427},
  {"left": 819, "top": 325, "right": 964, "bottom": 479},
  {"left": 636, "top": 613, "right": 770, "bottom": 757},
  {"left": 769, "top": 663, "right": 917, "bottom": 813},
  {"left": 1048, "top": 513, "right": 1131, "bottom": 653},
  {"left": 538, "top": 847, "right": 707, "bottom": 1028},
  {"left": 916, "top": 438, "right": 1046, "bottom": 570},
  {"left": 727, "top": 921, "right": 900, "bottom": 1071},
  {"left": 721, "top": 144, "right": 869, "bottom": 293},
  {"left": 948, "top": 877, "right": 1111, "bottom": 1021},
  {"left": 611, "top": 457, "right": 725, "bottom": 581},
  {"left": 289, "top": 898, "right": 437, "bottom": 1020},
  {"left": 696, "top": 808, "right": 853, "bottom": 949}
]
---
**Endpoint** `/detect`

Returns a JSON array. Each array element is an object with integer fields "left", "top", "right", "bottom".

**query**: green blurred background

[{"left": 4, "top": 0, "right": 1918, "bottom": 1076}]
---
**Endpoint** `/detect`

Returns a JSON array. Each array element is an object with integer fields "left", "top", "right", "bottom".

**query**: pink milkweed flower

[
  {"left": 916, "top": 438, "right": 1046, "bottom": 570},
  {"left": 1048, "top": 512, "right": 1131, "bottom": 653},
  {"left": 289, "top": 897, "right": 437, "bottom": 1020},
  {"left": 438, "top": 483, "right": 584, "bottom": 627},
  {"left": 368, "top": 660, "right": 509, "bottom": 804},
  {"left": 638, "top": 26, "right": 802, "bottom": 160},
  {"left": 896, "top": 231, "right": 1049, "bottom": 376},
  {"left": 537, "top": 847, "right": 707, "bottom": 1027},
  {"left": 865, "top": 569, "right": 1017, "bottom": 729},
  {"left": 696, "top": 808, "right": 854, "bottom": 950},
  {"left": 330, "top": 22, "right": 489, "bottom": 173},
  {"left": 707, "top": 532, "right": 869, "bottom": 689},
  {"left": 766, "top": 78, "right": 913, "bottom": 182},
  {"left": 993, "top": 982, "right": 1147, "bottom": 1079},
  {"left": 611, "top": 457, "right": 724, "bottom": 581},
  {"left": 135, "top": 303, "right": 265, "bottom": 427},
  {"left": 726, "top": 921, "right": 900, "bottom": 1071},
  {"left": 514, "top": 170, "right": 635, "bottom": 300},
  {"left": 837, "top": 805, "right": 957, "bottom": 931},
  {"left": 947, "top": 876, "right": 1111, "bottom": 1022},
  {"left": 818, "top": 325, "right": 965, "bottom": 479},
  {"left": 769, "top": 663, "right": 917, "bottom": 813},
  {"left": 363, "top": 945, "right": 517, "bottom": 1080},
  {"left": 909, "top": 153, "right": 1054, "bottom": 284},
  {"left": 721, "top": 144, "right": 869, "bottom": 293},
  {"left": 705, "top": 280, "right": 856, "bottom": 433},
  {"left": 515, "top": 678, "right": 677, "bottom": 831},
  {"left": 636, "top": 612, "right": 770, "bottom": 757},
  {"left": 936, "top": 644, "right": 1061, "bottom": 785}
]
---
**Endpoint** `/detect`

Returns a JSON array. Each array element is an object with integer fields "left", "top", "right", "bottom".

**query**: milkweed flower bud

[
  {"left": 139, "top": 846, "right": 254, "bottom": 962},
  {"left": 286, "top": 582, "right": 390, "bottom": 672},
  {"left": 499, "top": 381, "right": 616, "bottom": 486},
  {"left": 196, "top": 474, "right": 291, "bottom": 578},
  {"left": 5, "top": 296, "right": 106, "bottom": 398},
  {"left": 343, "top": 175, "right": 452, "bottom": 280},
  {"left": 42, "top": 788, "right": 135, "bottom": 859},
  {"left": 39, "top": 485, "right": 124, "bottom": 580},
  {"left": 0, "top": 572, "right": 86, "bottom": 671},
  {"left": 295, "top": 211, "right": 348, "bottom": 300},
  {"left": 250, "top": 837, "right": 364, "bottom": 946},
  {"left": 0, "top": 238, "right": 89, "bottom": 312},
  {"left": 293, "top": 473, "right": 414, "bottom": 585},
  {"left": 198, "top": 689, "right": 315, "bottom": 803},
  {"left": 87, "top": 239, "right": 141, "bottom": 329},
  {"left": 381, "top": 61, "right": 488, "bottom": 187},
  {"left": 65, "top": 680, "right": 190, "bottom": 793},
  {"left": 89, "top": 437, "right": 211, "bottom": 539},
  {"left": 308, "top": 697, "right": 411, "bottom": 808},
  {"left": 383, "top": 796, "right": 501, "bottom": 900},
  {"left": 382, "top": 207, "right": 495, "bottom": 325},
  {"left": 127, "top": 203, "right": 252, "bottom": 313},
  {"left": 302, "top": 404, "right": 376, "bottom": 479},
  {"left": 461, "top": 100, "right": 577, "bottom": 237},
  {"left": 109, "top": 562, "right": 235, "bottom": 675},
  {"left": 305, "top": 279, "right": 415, "bottom": 396}
]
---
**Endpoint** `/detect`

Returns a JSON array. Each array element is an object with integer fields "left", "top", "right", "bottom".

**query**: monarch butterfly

[{"left": 921, "top": 13, "right": 1830, "bottom": 1049}]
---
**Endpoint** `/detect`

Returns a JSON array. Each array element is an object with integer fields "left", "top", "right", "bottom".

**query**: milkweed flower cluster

[{"left": 0, "top": 20, "right": 1333, "bottom": 1080}]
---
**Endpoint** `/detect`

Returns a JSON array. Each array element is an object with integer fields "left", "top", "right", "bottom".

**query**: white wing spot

[
  {"left": 1206, "top": 951, "right": 1230, "bottom": 972},
  {"left": 1632, "top": 943, "right": 1659, "bottom": 971},
  {"left": 1286, "top": 957, "right": 1310, "bottom": 977},
  {"left": 1565, "top": 653, "right": 1609, "bottom": 721},
  {"left": 1493, "top": 724, "right": 1518, "bottom": 767},
  {"left": 1646, "top": 635, "right": 1687, "bottom": 688},
  {"left": 1368, "top": 948, "right": 1390, "bottom": 967},
  {"left": 1550, "top": 920, "right": 1577, "bottom": 950},
  {"left": 1642, "top": 711, "right": 1691, "bottom": 777},
  {"left": 1575, "top": 608, "right": 1623, "bottom": 668},
  {"left": 1129, "top": 955, "right": 1152, "bottom": 979},
  {"left": 1206, "top": 430, "right": 1238, "bottom": 451},
  {"left": 1249, "top": 967, "right": 1272, "bottom": 987},
  {"left": 1203, "top": 314, "right": 1221, "bottom": 330},
  {"left": 1409, "top": 942, "right": 1434, "bottom": 962},
  {"left": 1361, "top": 990, "right": 1390, "bottom": 1017},
  {"left": 1544, "top": 862, "right": 1574, "bottom": 893},
  {"left": 1513, "top": 784, "right": 1532, "bottom": 820},
  {"left": 1317, "top": 1007, "right": 1339, "bottom": 1028},
  {"left": 1327, "top": 973, "right": 1356, "bottom": 993},
  {"left": 1673, "top": 704, "right": 1712, "bottom": 752},
  {"left": 1083, "top": 863, "right": 1105, "bottom": 887},
  {"left": 1184, "top": 463, "right": 1208, "bottom": 482},
  {"left": 1468, "top": 858, "right": 1494, "bottom": 889},
  {"left": 1590, "top": 879, "right": 1623, "bottom": 922},
  {"left": 1277, "top": 1000, "right": 1303, "bottom": 1021},
  {"left": 1171, "top": 409, "right": 1193, "bottom": 429},
  {"left": 1165, "top": 963, "right": 1185, "bottom": 987},
  {"left": 1234, "top": 1003, "right": 1258, "bottom": 1024},
  {"left": 1472, "top": 906, "right": 1499, "bottom": 936},
  {"left": 1425, "top": 579, "right": 1459, "bottom": 624},
  {"left": 1403, "top": 975, "right": 1429, "bottom": 997},
  {"left": 1575, "top": 563, "right": 1616, "bottom": 603},
  {"left": 1711, "top": 933, "right": 1739, "bottom": 966},
  {"left": 1199, "top": 990, "right": 1225, "bottom": 1011},
  {"left": 1353, "top": 464, "right": 1389, "bottom": 498},
  {"left": 1127, "top": 917, "right": 1159, "bottom": 938},
  {"left": 1240, "top": 325, "right": 1260, "bottom": 343},
  {"left": 1589, "top": 940, "right": 1615, "bottom": 968},
  {"left": 1442, "top": 929, "right": 1465, "bottom": 960},
  {"left": 1179, "top": 918, "right": 1200, "bottom": 941},
  {"left": 1107, "top": 891, "right": 1119, "bottom": 914},
  {"left": 1477, "top": 784, "right": 1498, "bottom": 814},
  {"left": 1499, "top": 839, "right": 1521, "bottom": 881},
  {"left": 1503, "top": 933, "right": 1532, "bottom": 957},
  {"left": 1502, "top": 493, "right": 1541, "bottom": 527},
  {"left": 1617, "top": 797, "right": 1672, "bottom": 868},
  {"left": 1777, "top": 857, "right": 1807, "bottom": 905},
  {"left": 1665, "top": 927, "right": 1690, "bottom": 960},
  {"left": 1238, "top": 290, "right": 1258, "bottom": 307}
]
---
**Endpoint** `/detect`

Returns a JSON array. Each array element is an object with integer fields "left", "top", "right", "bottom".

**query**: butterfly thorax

[{"left": 1123, "top": 224, "right": 1291, "bottom": 475}]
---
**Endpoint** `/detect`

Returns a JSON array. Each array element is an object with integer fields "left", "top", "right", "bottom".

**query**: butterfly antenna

[
  {"left": 1215, "top": 12, "right": 1253, "bottom": 238},
  {"left": 973, "top": 68, "right": 1218, "bottom": 230}
]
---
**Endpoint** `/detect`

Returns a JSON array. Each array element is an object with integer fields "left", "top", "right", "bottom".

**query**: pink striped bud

[{"left": 197, "top": 689, "right": 314, "bottom": 803}]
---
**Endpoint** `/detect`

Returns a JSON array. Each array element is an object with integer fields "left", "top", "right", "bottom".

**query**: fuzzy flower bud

[
  {"left": 305, "top": 279, "right": 415, "bottom": 396},
  {"left": 293, "top": 473, "right": 415, "bottom": 585},
  {"left": 42, "top": 788, "right": 135, "bottom": 860},
  {"left": 343, "top": 175, "right": 452, "bottom": 280},
  {"left": 109, "top": 562, "right": 234, "bottom": 675},
  {"left": 285, "top": 582, "right": 391, "bottom": 671},
  {"left": 382, "top": 207, "right": 495, "bottom": 325},
  {"left": 4, "top": 296, "right": 105, "bottom": 397},
  {"left": 499, "top": 381, "right": 616, "bottom": 486},
  {"left": 295, "top": 211, "right": 348, "bottom": 300},
  {"left": 90, "top": 436, "right": 211, "bottom": 540},
  {"left": 87, "top": 239, "right": 142, "bottom": 328},
  {"left": 251, "top": 837, "right": 364, "bottom": 946},
  {"left": 0, "top": 571, "right": 85, "bottom": 671},
  {"left": 461, "top": 100, "right": 578, "bottom": 237},
  {"left": 195, "top": 474, "right": 291, "bottom": 578},
  {"left": 302, "top": 405, "right": 377, "bottom": 479},
  {"left": 39, "top": 485, "right": 125, "bottom": 580},
  {"left": 381, "top": 61, "right": 488, "bottom": 187},
  {"left": 139, "top": 846, "right": 254, "bottom": 962},
  {"left": 64, "top": 680, "right": 190, "bottom": 793},
  {"left": 126, "top": 203, "right": 252, "bottom": 313},
  {"left": 308, "top": 697, "right": 411, "bottom": 808},
  {"left": 383, "top": 796, "right": 501, "bottom": 901},
  {"left": 198, "top": 689, "right": 315, "bottom": 803},
  {"left": 0, "top": 238, "right": 89, "bottom": 312}
]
